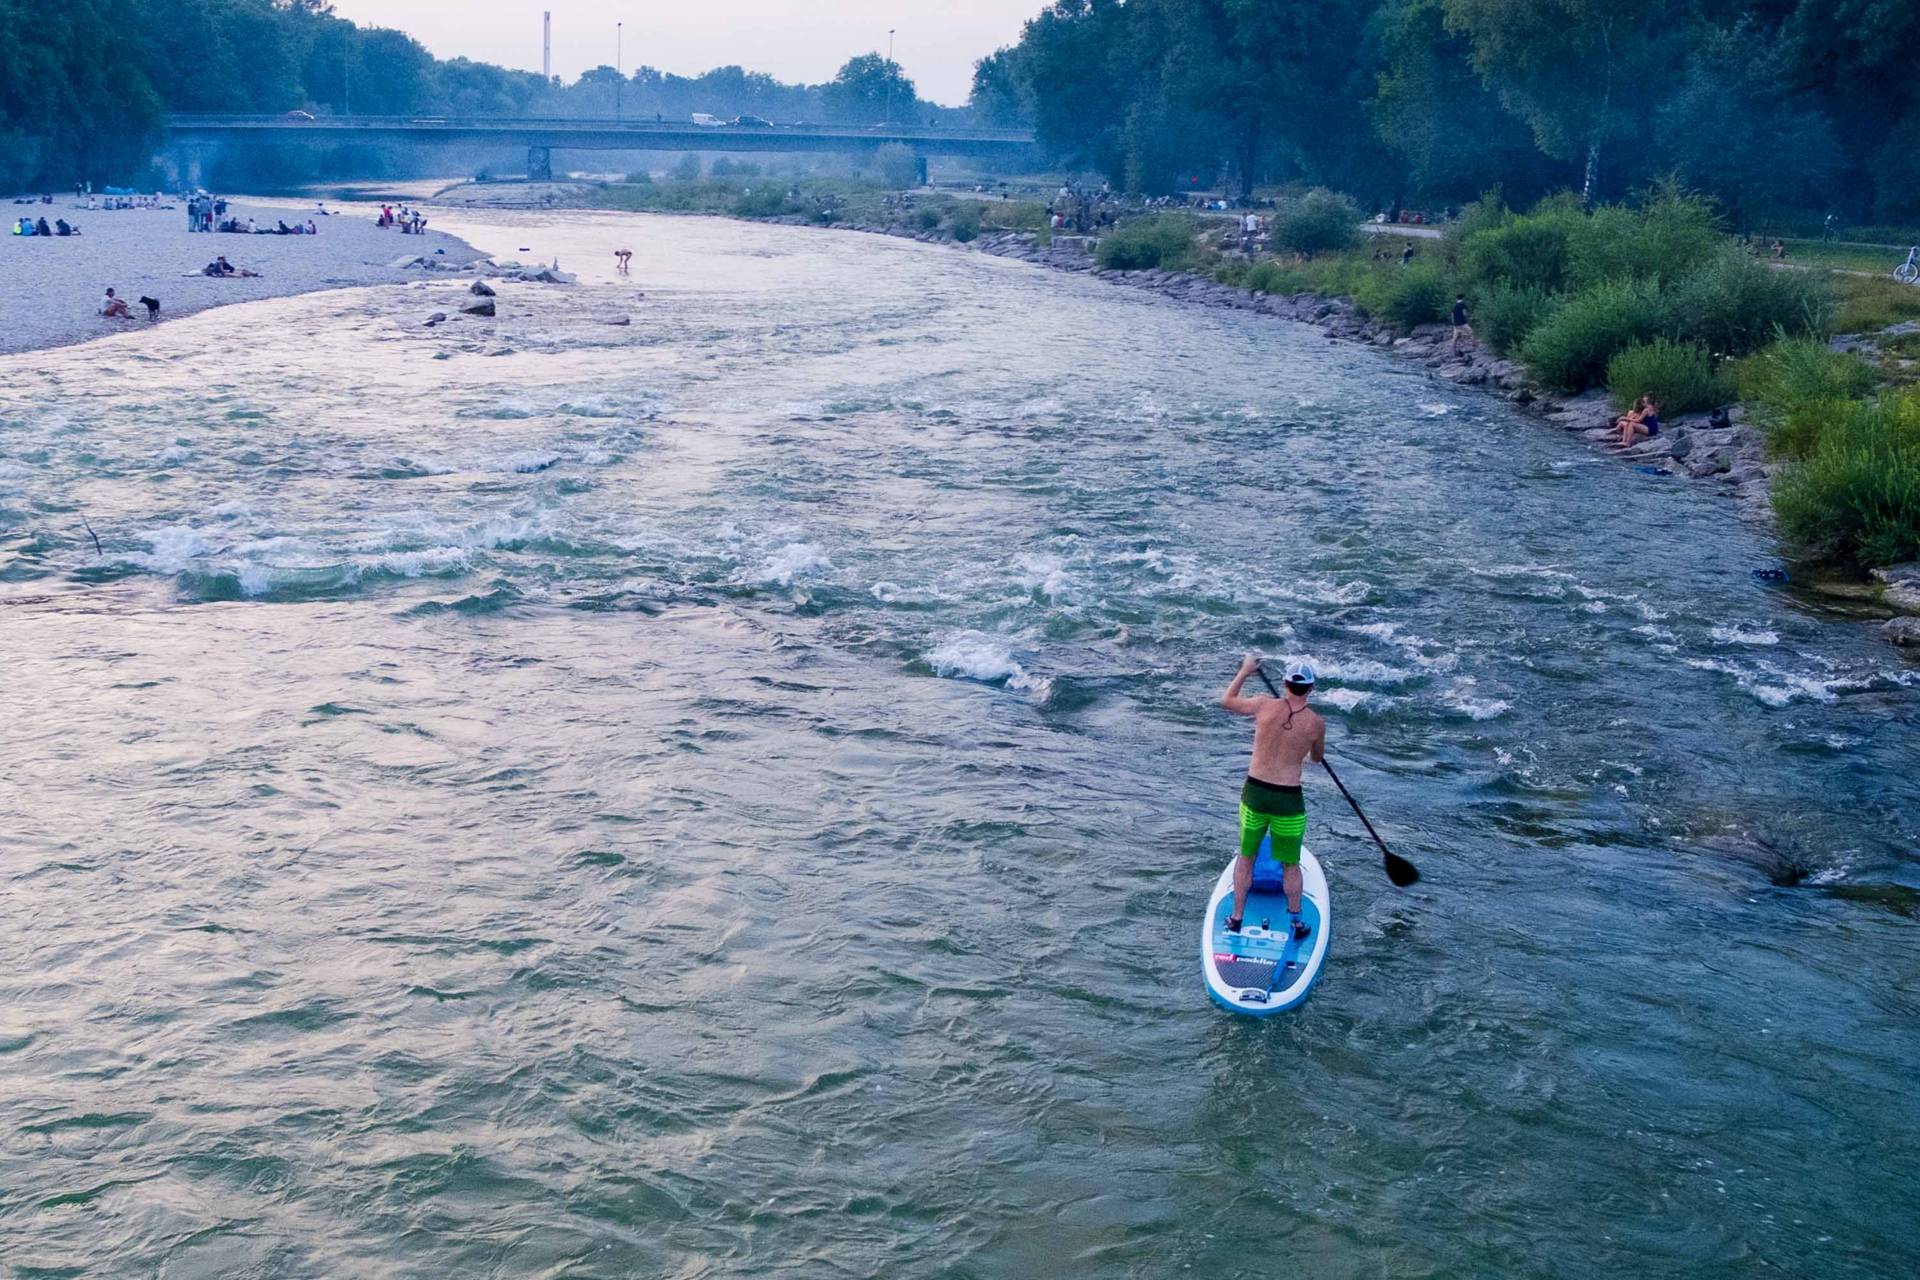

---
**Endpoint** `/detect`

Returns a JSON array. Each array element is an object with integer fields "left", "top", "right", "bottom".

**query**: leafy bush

[
  {"left": 710, "top": 158, "right": 760, "bottom": 178},
  {"left": 1272, "top": 188, "right": 1359, "bottom": 255},
  {"left": 1520, "top": 279, "right": 1673, "bottom": 390},
  {"left": 1353, "top": 260, "right": 1453, "bottom": 329},
  {"left": 1605, "top": 339, "right": 1731, "bottom": 413},
  {"left": 1667, "top": 248, "right": 1832, "bottom": 357},
  {"left": 1567, "top": 186, "right": 1721, "bottom": 288},
  {"left": 1096, "top": 214, "right": 1202, "bottom": 271},
  {"left": 1772, "top": 388, "right": 1920, "bottom": 567},
  {"left": 948, "top": 202, "right": 982, "bottom": 243},
  {"left": 1445, "top": 189, "right": 1511, "bottom": 251},
  {"left": 1734, "top": 339, "right": 1878, "bottom": 459},
  {"left": 876, "top": 142, "right": 919, "bottom": 189},
  {"left": 672, "top": 153, "right": 702, "bottom": 181},
  {"left": 732, "top": 187, "right": 795, "bottom": 218},
  {"left": 914, "top": 207, "right": 941, "bottom": 230},
  {"left": 1471, "top": 282, "right": 1556, "bottom": 356},
  {"left": 1461, "top": 206, "right": 1580, "bottom": 292}
]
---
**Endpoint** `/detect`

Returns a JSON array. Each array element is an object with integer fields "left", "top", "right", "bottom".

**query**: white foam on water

[
  {"left": 1317, "top": 688, "right": 1372, "bottom": 711},
  {"left": 756, "top": 541, "right": 831, "bottom": 587},
  {"left": 156, "top": 444, "right": 192, "bottom": 466},
  {"left": 1417, "top": 403, "right": 1451, "bottom": 417},
  {"left": 133, "top": 525, "right": 221, "bottom": 573},
  {"left": 1711, "top": 624, "right": 1780, "bottom": 646},
  {"left": 925, "top": 630, "right": 1051, "bottom": 697},
  {"left": 1441, "top": 678, "right": 1511, "bottom": 720},
  {"left": 1015, "top": 553, "right": 1072, "bottom": 600},
  {"left": 870, "top": 580, "right": 904, "bottom": 603}
]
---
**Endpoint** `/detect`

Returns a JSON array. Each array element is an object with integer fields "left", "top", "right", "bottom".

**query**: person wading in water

[{"left": 1218, "top": 656, "right": 1324, "bottom": 940}]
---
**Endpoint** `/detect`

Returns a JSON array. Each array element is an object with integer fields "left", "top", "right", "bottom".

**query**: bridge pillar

[
  {"left": 914, "top": 154, "right": 929, "bottom": 187},
  {"left": 528, "top": 146, "right": 552, "bottom": 181}
]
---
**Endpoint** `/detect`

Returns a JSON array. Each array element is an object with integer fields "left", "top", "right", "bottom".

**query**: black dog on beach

[{"left": 138, "top": 296, "right": 160, "bottom": 322}]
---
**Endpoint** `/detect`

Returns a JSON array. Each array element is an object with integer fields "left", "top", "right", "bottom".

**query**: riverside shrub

[
  {"left": 1471, "top": 282, "right": 1556, "bottom": 356},
  {"left": 1354, "top": 261, "right": 1452, "bottom": 329},
  {"left": 1772, "top": 388, "right": 1920, "bottom": 567},
  {"left": 1669, "top": 249, "right": 1833, "bottom": 357},
  {"left": 1460, "top": 205, "right": 1580, "bottom": 292},
  {"left": 1096, "top": 214, "right": 1202, "bottom": 271},
  {"left": 1567, "top": 188, "right": 1721, "bottom": 289},
  {"left": 1606, "top": 340, "right": 1730, "bottom": 413},
  {"left": 1519, "top": 279, "right": 1672, "bottom": 390},
  {"left": 1735, "top": 339, "right": 1879, "bottom": 460},
  {"left": 1273, "top": 188, "right": 1359, "bottom": 255},
  {"left": 948, "top": 203, "right": 982, "bottom": 242}
]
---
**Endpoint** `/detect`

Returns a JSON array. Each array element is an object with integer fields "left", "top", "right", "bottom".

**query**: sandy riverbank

[{"left": 0, "top": 197, "right": 482, "bottom": 357}]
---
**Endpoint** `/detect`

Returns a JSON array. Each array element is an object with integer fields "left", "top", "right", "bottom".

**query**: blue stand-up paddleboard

[{"left": 1201, "top": 836, "right": 1330, "bottom": 1016}]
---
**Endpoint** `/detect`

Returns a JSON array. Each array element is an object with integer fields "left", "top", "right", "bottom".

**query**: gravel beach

[{"left": 0, "top": 196, "right": 481, "bottom": 356}]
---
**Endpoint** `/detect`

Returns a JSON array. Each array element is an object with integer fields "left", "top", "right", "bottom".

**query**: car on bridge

[
  {"left": 732, "top": 115, "right": 774, "bottom": 128},
  {"left": 691, "top": 114, "right": 725, "bottom": 128},
  {"left": 283, "top": 110, "right": 314, "bottom": 122}
]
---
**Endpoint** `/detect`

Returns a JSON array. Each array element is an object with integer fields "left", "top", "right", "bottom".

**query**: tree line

[
  {"left": 0, "top": 0, "right": 939, "bottom": 191},
  {"left": 971, "top": 0, "right": 1920, "bottom": 227}
]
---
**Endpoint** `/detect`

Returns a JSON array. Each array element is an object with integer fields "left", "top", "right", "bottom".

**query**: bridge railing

[{"left": 166, "top": 114, "right": 1036, "bottom": 143}]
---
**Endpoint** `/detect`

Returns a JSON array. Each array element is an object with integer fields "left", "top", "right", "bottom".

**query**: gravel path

[{"left": 0, "top": 196, "right": 481, "bottom": 356}]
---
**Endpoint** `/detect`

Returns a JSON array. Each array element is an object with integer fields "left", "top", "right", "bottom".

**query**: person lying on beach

[
  {"left": 1615, "top": 395, "right": 1662, "bottom": 448},
  {"left": 203, "top": 256, "right": 261, "bottom": 278},
  {"left": 101, "top": 288, "right": 133, "bottom": 319}
]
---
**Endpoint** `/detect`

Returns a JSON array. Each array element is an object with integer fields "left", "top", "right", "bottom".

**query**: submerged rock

[
  {"left": 461, "top": 298, "right": 496, "bottom": 317},
  {"left": 422, "top": 311, "right": 446, "bottom": 327}
]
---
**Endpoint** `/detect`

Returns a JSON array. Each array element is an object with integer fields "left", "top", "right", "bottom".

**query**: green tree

[{"left": 824, "top": 53, "right": 916, "bottom": 125}]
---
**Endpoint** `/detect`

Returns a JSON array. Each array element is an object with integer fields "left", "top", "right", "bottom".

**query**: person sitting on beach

[
  {"left": 1616, "top": 395, "right": 1662, "bottom": 448},
  {"left": 205, "top": 256, "right": 235, "bottom": 276},
  {"left": 35, "top": 216, "right": 52, "bottom": 236},
  {"left": 100, "top": 288, "right": 132, "bottom": 319},
  {"left": 304, "top": 220, "right": 317, "bottom": 235},
  {"left": 55, "top": 218, "right": 74, "bottom": 236}
]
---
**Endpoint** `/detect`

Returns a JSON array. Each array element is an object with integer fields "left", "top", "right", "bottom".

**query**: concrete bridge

[{"left": 166, "top": 114, "right": 1037, "bottom": 183}]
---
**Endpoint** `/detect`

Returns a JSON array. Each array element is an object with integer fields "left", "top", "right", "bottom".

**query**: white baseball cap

[{"left": 1284, "top": 660, "right": 1318, "bottom": 687}]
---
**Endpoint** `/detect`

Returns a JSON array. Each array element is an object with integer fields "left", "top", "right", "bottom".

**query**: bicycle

[{"left": 1896, "top": 248, "right": 1920, "bottom": 285}]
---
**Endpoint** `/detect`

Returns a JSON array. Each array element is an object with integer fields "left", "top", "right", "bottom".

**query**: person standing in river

[{"left": 1218, "top": 655, "right": 1324, "bottom": 940}]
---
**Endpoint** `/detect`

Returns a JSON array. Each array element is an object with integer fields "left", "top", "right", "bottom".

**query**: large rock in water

[
  {"left": 1872, "top": 562, "right": 1920, "bottom": 612},
  {"left": 469, "top": 279, "right": 496, "bottom": 297},
  {"left": 461, "top": 298, "right": 496, "bottom": 317},
  {"left": 1883, "top": 616, "right": 1920, "bottom": 646}
]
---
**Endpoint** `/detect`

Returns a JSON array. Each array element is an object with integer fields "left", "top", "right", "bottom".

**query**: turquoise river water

[{"left": 1, "top": 208, "right": 1916, "bottom": 1278}]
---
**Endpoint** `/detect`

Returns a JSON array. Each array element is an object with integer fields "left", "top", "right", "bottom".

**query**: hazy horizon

[{"left": 326, "top": 0, "right": 1040, "bottom": 106}]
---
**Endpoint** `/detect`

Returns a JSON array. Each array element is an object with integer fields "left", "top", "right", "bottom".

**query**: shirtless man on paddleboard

[{"left": 1219, "top": 656, "right": 1323, "bottom": 940}]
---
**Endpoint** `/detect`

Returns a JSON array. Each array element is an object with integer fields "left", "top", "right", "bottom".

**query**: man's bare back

[{"left": 1220, "top": 655, "right": 1324, "bottom": 783}]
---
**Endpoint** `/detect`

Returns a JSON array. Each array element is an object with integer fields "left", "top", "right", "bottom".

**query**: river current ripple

[{"left": 2, "top": 209, "right": 1916, "bottom": 1277}]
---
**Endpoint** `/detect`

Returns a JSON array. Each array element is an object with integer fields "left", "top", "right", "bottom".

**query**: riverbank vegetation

[
  {"left": 588, "top": 174, "right": 1024, "bottom": 245},
  {"left": 975, "top": 1, "right": 1920, "bottom": 229}
]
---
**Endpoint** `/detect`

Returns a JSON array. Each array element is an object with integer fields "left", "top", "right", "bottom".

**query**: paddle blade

[{"left": 1384, "top": 852, "right": 1420, "bottom": 888}]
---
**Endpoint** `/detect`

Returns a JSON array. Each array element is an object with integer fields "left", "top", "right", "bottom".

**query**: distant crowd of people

[
  {"left": 13, "top": 215, "right": 78, "bottom": 236},
  {"left": 377, "top": 204, "right": 428, "bottom": 234}
]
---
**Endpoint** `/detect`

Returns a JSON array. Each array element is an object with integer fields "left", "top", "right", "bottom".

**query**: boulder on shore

[
  {"left": 1883, "top": 616, "right": 1920, "bottom": 646},
  {"left": 470, "top": 280, "right": 496, "bottom": 297},
  {"left": 461, "top": 298, "right": 496, "bottom": 317},
  {"left": 1872, "top": 562, "right": 1920, "bottom": 613},
  {"left": 422, "top": 312, "right": 446, "bottom": 327}
]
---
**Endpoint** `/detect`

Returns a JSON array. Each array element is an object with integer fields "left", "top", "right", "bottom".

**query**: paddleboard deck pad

[{"left": 1201, "top": 839, "right": 1329, "bottom": 1016}]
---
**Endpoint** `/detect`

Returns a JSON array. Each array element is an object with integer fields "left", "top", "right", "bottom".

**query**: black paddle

[{"left": 1254, "top": 665, "right": 1420, "bottom": 888}]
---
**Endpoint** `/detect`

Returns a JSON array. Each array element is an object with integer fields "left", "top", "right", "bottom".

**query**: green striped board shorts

[{"left": 1239, "top": 776, "right": 1305, "bottom": 866}]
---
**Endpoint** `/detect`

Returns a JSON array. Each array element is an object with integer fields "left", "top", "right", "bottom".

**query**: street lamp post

[
  {"left": 616, "top": 22, "right": 624, "bottom": 120},
  {"left": 884, "top": 29, "right": 896, "bottom": 126}
]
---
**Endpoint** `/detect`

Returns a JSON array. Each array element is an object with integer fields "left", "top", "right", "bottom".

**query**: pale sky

[{"left": 326, "top": 1, "right": 1042, "bottom": 106}]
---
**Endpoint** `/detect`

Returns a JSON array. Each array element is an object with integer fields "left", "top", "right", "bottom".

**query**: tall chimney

[{"left": 543, "top": 11, "right": 552, "bottom": 81}]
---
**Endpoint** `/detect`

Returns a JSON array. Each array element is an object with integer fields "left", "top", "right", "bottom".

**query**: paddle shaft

[{"left": 1251, "top": 664, "right": 1418, "bottom": 887}]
